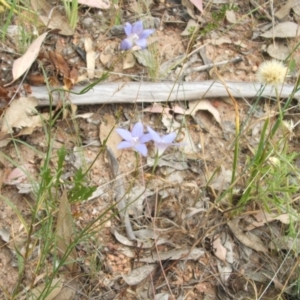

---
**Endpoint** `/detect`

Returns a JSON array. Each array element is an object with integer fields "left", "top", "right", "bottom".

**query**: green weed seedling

[
  {"left": 0, "top": 0, "right": 16, "bottom": 41},
  {"left": 63, "top": 0, "right": 78, "bottom": 30},
  {"left": 200, "top": 3, "right": 238, "bottom": 36},
  {"left": 0, "top": 74, "right": 119, "bottom": 298}
]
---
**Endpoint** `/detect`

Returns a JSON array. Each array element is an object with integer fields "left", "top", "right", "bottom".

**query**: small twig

[
  {"left": 187, "top": 43, "right": 209, "bottom": 59},
  {"left": 185, "top": 56, "right": 243, "bottom": 75}
]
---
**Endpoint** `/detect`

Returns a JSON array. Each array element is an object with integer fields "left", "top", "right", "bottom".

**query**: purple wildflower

[
  {"left": 116, "top": 122, "right": 152, "bottom": 156},
  {"left": 147, "top": 126, "right": 178, "bottom": 156},
  {"left": 120, "top": 20, "right": 155, "bottom": 50}
]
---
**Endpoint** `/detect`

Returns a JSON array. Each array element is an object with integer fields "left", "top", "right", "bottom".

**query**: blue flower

[
  {"left": 147, "top": 126, "right": 178, "bottom": 156},
  {"left": 120, "top": 20, "right": 155, "bottom": 50},
  {"left": 116, "top": 122, "right": 152, "bottom": 156}
]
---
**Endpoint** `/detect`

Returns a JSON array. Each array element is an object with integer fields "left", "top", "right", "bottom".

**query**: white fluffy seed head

[{"left": 257, "top": 60, "right": 288, "bottom": 86}]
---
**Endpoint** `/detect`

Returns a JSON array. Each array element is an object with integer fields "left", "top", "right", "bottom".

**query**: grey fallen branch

[{"left": 31, "top": 80, "right": 300, "bottom": 106}]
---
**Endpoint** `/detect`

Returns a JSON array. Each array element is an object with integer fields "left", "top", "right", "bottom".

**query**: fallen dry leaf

[
  {"left": 63, "top": 77, "right": 73, "bottom": 91},
  {"left": 31, "top": 0, "right": 74, "bottom": 36},
  {"left": 0, "top": 227, "right": 10, "bottom": 243},
  {"left": 112, "top": 229, "right": 153, "bottom": 248},
  {"left": 225, "top": 10, "right": 237, "bottom": 24},
  {"left": 154, "top": 293, "right": 169, "bottom": 300},
  {"left": 55, "top": 190, "right": 78, "bottom": 272},
  {"left": 266, "top": 42, "right": 290, "bottom": 61},
  {"left": 28, "top": 73, "right": 45, "bottom": 86},
  {"left": 126, "top": 186, "right": 154, "bottom": 218},
  {"left": 144, "top": 103, "right": 173, "bottom": 118},
  {"left": 0, "top": 86, "right": 10, "bottom": 101},
  {"left": 139, "top": 248, "right": 205, "bottom": 263},
  {"left": 49, "top": 51, "right": 70, "bottom": 78},
  {"left": 133, "top": 49, "right": 155, "bottom": 68},
  {"left": 269, "top": 236, "right": 300, "bottom": 255},
  {"left": 1, "top": 97, "right": 40, "bottom": 134},
  {"left": 213, "top": 236, "right": 227, "bottom": 261},
  {"left": 4, "top": 164, "right": 35, "bottom": 185},
  {"left": 5, "top": 32, "right": 48, "bottom": 86},
  {"left": 100, "top": 44, "right": 115, "bottom": 68},
  {"left": 189, "top": 0, "right": 203, "bottom": 13},
  {"left": 122, "top": 265, "right": 156, "bottom": 285},
  {"left": 210, "top": 166, "right": 232, "bottom": 191},
  {"left": 63, "top": 68, "right": 78, "bottom": 90},
  {"left": 245, "top": 211, "right": 292, "bottom": 230},
  {"left": 275, "top": 0, "right": 298, "bottom": 20},
  {"left": 217, "top": 260, "right": 232, "bottom": 285},
  {"left": 227, "top": 218, "right": 268, "bottom": 252},
  {"left": 143, "top": 103, "right": 185, "bottom": 119},
  {"left": 69, "top": 68, "right": 79, "bottom": 84},
  {"left": 185, "top": 100, "right": 221, "bottom": 125},
  {"left": 85, "top": 37, "right": 95, "bottom": 79},
  {"left": 123, "top": 51, "right": 136, "bottom": 69},
  {"left": 74, "top": 112, "right": 94, "bottom": 119},
  {"left": 261, "top": 22, "right": 300, "bottom": 38},
  {"left": 19, "top": 114, "right": 49, "bottom": 135},
  {"left": 71, "top": 0, "right": 110, "bottom": 9}
]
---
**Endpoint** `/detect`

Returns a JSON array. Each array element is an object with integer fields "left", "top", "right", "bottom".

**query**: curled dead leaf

[{"left": 185, "top": 100, "right": 221, "bottom": 125}]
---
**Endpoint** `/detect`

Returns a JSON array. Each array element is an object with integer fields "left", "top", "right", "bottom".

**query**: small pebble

[
  {"left": 82, "top": 17, "right": 94, "bottom": 29},
  {"left": 107, "top": 254, "right": 115, "bottom": 261}
]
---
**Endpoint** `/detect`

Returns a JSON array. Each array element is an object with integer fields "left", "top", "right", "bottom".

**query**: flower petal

[
  {"left": 139, "top": 29, "right": 155, "bottom": 39},
  {"left": 124, "top": 22, "right": 133, "bottom": 36},
  {"left": 132, "top": 20, "right": 143, "bottom": 34},
  {"left": 163, "top": 132, "right": 176, "bottom": 143},
  {"left": 147, "top": 126, "right": 162, "bottom": 143},
  {"left": 117, "top": 141, "right": 132, "bottom": 149},
  {"left": 131, "top": 122, "right": 144, "bottom": 138},
  {"left": 135, "top": 144, "right": 148, "bottom": 156},
  {"left": 116, "top": 128, "right": 133, "bottom": 141},
  {"left": 135, "top": 38, "right": 147, "bottom": 49},
  {"left": 140, "top": 133, "right": 152, "bottom": 143},
  {"left": 155, "top": 143, "right": 169, "bottom": 156},
  {"left": 120, "top": 38, "right": 133, "bottom": 50}
]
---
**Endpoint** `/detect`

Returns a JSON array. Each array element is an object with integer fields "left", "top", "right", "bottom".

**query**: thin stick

[{"left": 185, "top": 56, "right": 243, "bottom": 75}]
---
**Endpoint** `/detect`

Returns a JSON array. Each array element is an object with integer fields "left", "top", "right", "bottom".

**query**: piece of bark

[{"left": 30, "top": 81, "right": 300, "bottom": 106}]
